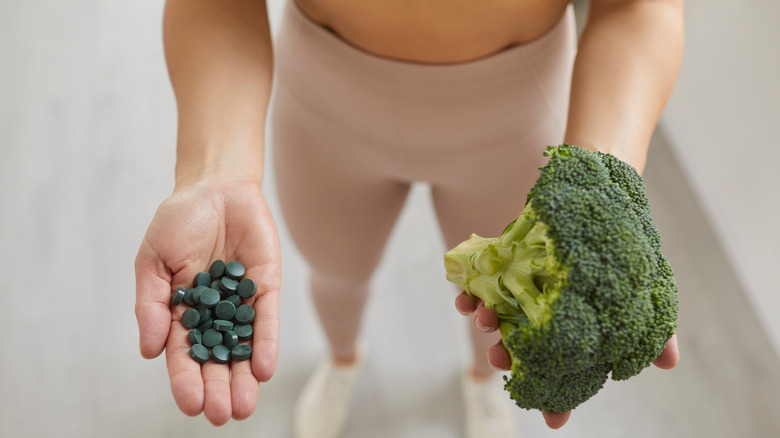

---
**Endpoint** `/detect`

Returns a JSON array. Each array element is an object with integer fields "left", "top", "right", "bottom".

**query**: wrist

[
  {"left": 175, "top": 161, "right": 261, "bottom": 188},
  {"left": 174, "top": 140, "right": 264, "bottom": 190},
  {"left": 561, "top": 137, "right": 646, "bottom": 175}
]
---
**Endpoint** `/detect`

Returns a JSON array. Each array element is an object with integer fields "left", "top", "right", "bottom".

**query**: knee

[{"left": 309, "top": 262, "right": 375, "bottom": 292}]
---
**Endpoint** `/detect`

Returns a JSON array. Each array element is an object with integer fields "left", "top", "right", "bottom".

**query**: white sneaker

[
  {"left": 293, "top": 350, "right": 367, "bottom": 438},
  {"left": 461, "top": 369, "right": 516, "bottom": 438}
]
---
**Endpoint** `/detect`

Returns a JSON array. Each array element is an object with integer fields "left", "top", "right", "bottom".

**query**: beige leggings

[{"left": 270, "top": 1, "right": 577, "bottom": 365}]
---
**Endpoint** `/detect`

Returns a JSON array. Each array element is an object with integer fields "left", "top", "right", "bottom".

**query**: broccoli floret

[{"left": 444, "top": 144, "right": 678, "bottom": 413}]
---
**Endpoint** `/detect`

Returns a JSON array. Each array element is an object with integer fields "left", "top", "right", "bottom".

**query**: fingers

[
  {"left": 252, "top": 285, "right": 280, "bottom": 382},
  {"left": 166, "top": 320, "right": 205, "bottom": 416},
  {"left": 454, "top": 291, "right": 499, "bottom": 332},
  {"left": 135, "top": 245, "right": 173, "bottom": 359},
  {"left": 230, "top": 357, "right": 260, "bottom": 420},
  {"left": 455, "top": 291, "right": 477, "bottom": 315},
  {"left": 653, "top": 333, "right": 679, "bottom": 369},
  {"left": 541, "top": 410, "right": 571, "bottom": 429},
  {"left": 474, "top": 304, "right": 499, "bottom": 332},
  {"left": 203, "top": 362, "right": 232, "bottom": 425},
  {"left": 488, "top": 339, "right": 512, "bottom": 371}
]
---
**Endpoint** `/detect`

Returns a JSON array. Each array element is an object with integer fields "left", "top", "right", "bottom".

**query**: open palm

[{"left": 135, "top": 178, "right": 281, "bottom": 425}]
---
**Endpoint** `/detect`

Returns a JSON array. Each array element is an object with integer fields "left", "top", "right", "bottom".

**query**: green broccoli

[{"left": 444, "top": 144, "right": 678, "bottom": 413}]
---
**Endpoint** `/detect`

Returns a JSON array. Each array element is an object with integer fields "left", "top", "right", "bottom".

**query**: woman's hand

[
  {"left": 455, "top": 291, "right": 680, "bottom": 429},
  {"left": 134, "top": 178, "right": 281, "bottom": 425}
]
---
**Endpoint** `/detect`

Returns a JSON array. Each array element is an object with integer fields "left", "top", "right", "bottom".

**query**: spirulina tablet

[
  {"left": 237, "top": 278, "right": 257, "bottom": 299},
  {"left": 211, "top": 345, "right": 231, "bottom": 364},
  {"left": 215, "top": 301, "right": 236, "bottom": 320},
  {"left": 188, "top": 329, "right": 202, "bottom": 345},
  {"left": 194, "top": 272, "right": 211, "bottom": 287},
  {"left": 196, "top": 318, "right": 213, "bottom": 334},
  {"left": 171, "top": 287, "right": 186, "bottom": 306},
  {"left": 181, "top": 308, "right": 200, "bottom": 329},
  {"left": 190, "top": 344, "right": 210, "bottom": 364},
  {"left": 225, "top": 294, "right": 242, "bottom": 307},
  {"left": 231, "top": 345, "right": 252, "bottom": 361},
  {"left": 219, "top": 277, "right": 238, "bottom": 294},
  {"left": 234, "top": 324, "right": 253, "bottom": 340},
  {"left": 202, "top": 329, "right": 223, "bottom": 348},
  {"left": 225, "top": 261, "right": 246, "bottom": 280},
  {"left": 213, "top": 319, "right": 234, "bottom": 332},
  {"left": 199, "top": 288, "right": 220, "bottom": 308},
  {"left": 183, "top": 288, "right": 197, "bottom": 307},
  {"left": 191, "top": 285, "right": 207, "bottom": 306},
  {"left": 235, "top": 304, "right": 255, "bottom": 324},
  {"left": 196, "top": 305, "right": 212, "bottom": 324},
  {"left": 222, "top": 331, "right": 239, "bottom": 349},
  {"left": 209, "top": 260, "right": 226, "bottom": 278}
]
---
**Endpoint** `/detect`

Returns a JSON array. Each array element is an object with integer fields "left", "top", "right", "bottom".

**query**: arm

[
  {"left": 164, "top": 0, "right": 273, "bottom": 187},
  {"left": 564, "top": 0, "right": 684, "bottom": 174},
  {"left": 135, "top": 0, "right": 280, "bottom": 426},
  {"left": 458, "top": 0, "right": 684, "bottom": 429}
]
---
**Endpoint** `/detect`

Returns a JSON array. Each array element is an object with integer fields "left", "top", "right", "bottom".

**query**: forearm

[
  {"left": 564, "top": 0, "right": 684, "bottom": 173},
  {"left": 164, "top": 0, "right": 273, "bottom": 188}
]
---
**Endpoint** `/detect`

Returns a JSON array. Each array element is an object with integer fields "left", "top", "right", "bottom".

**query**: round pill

[
  {"left": 237, "top": 278, "right": 257, "bottom": 299},
  {"left": 222, "top": 331, "right": 239, "bottom": 349},
  {"left": 189, "top": 344, "right": 210, "bottom": 364},
  {"left": 209, "top": 260, "right": 227, "bottom": 278},
  {"left": 212, "top": 345, "right": 231, "bottom": 364},
  {"left": 188, "top": 329, "right": 202, "bottom": 345},
  {"left": 213, "top": 319, "right": 234, "bottom": 332},
  {"left": 202, "top": 329, "right": 223, "bottom": 348},
  {"left": 219, "top": 277, "right": 238, "bottom": 294},
  {"left": 181, "top": 308, "right": 200, "bottom": 329},
  {"left": 197, "top": 318, "right": 213, "bottom": 334},
  {"left": 196, "top": 305, "right": 212, "bottom": 324},
  {"left": 231, "top": 345, "right": 252, "bottom": 361},
  {"left": 199, "top": 288, "right": 220, "bottom": 308},
  {"left": 234, "top": 324, "right": 253, "bottom": 340},
  {"left": 194, "top": 271, "right": 212, "bottom": 287},
  {"left": 191, "top": 285, "right": 208, "bottom": 306},
  {"left": 183, "top": 288, "right": 197, "bottom": 307},
  {"left": 171, "top": 286, "right": 186, "bottom": 306},
  {"left": 226, "top": 294, "right": 242, "bottom": 307},
  {"left": 215, "top": 301, "right": 236, "bottom": 320},
  {"left": 225, "top": 261, "right": 246, "bottom": 280},
  {"left": 211, "top": 279, "right": 221, "bottom": 291},
  {"left": 235, "top": 304, "right": 255, "bottom": 324}
]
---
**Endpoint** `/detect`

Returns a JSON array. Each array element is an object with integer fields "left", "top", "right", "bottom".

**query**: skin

[{"left": 135, "top": 0, "right": 684, "bottom": 428}]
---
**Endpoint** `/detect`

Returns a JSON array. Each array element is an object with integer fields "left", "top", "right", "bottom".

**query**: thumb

[{"left": 134, "top": 243, "right": 173, "bottom": 359}]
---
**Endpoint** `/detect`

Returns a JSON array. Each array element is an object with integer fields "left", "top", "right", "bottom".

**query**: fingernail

[{"left": 475, "top": 318, "right": 491, "bottom": 332}]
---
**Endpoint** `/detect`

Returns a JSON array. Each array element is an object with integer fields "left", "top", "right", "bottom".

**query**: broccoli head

[{"left": 444, "top": 144, "right": 678, "bottom": 413}]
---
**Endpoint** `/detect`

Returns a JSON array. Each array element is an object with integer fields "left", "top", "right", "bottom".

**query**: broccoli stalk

[
  {"left": 445, "top": 208, "right": 559, "bottom": 327},
  {"left": 444, "top": 144, "right": 678, "bottom": 414}
]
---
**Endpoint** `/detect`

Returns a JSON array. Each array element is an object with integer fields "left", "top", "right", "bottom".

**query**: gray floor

[{"left": 2, "top": 1, "right": 779, "bottom": 438}]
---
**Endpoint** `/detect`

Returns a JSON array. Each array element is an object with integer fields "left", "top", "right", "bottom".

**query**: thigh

[
  {"left": 431, "top": 10, "right": 576, "bottom": 250},
  {"left": 432, "top": 145, "right": 548, "bottom": 251},
  {"left": 271, "top": 92, "right": 410, "bottom": 282}
]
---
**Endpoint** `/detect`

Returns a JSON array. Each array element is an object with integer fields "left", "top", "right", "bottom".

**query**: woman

[{"left": 134, "top": 0, "right": 683, "bottom": 435}]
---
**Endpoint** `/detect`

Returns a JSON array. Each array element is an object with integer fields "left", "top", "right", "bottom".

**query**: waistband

[{"left": 277, "top": 0, "right": 576, "bottom": 89}]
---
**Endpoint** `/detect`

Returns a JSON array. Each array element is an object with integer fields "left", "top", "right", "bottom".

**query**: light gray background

[{"left": 1, "top": 1, "right": 778, "bottom": 437}]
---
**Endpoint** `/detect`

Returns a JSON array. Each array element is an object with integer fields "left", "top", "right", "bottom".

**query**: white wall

[{"left": 661, "top": 0, "right": 780, "bottom": 356}]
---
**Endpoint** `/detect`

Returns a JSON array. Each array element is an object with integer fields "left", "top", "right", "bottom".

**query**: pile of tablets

[{"left": 171, "top": 260, "right": 256, "bottom": 364}]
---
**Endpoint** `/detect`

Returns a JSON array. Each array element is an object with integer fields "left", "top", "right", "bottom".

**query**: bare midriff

[{"left": 295, "top": 0, "right": 572, "bottom": 64}]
